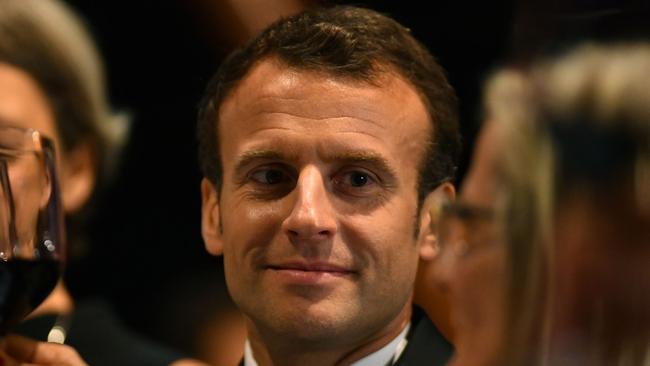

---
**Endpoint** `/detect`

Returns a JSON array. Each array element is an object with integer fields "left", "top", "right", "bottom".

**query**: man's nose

[{"left": 282, "top": 166, "right": 337, "bottom": 242}]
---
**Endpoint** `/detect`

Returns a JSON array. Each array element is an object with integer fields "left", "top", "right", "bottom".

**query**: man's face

[{"left": 202, "top": 58, "right": 434, "bottom": 346}]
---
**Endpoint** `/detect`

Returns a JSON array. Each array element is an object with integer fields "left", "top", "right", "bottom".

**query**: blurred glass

[{"left": 0, "top": 125, "right": 63, "bottom": 336}]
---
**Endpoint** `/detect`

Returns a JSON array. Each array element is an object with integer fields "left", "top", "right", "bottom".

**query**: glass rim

[{"left": 0, "top": 125, "right": 52, "bottom": 155}]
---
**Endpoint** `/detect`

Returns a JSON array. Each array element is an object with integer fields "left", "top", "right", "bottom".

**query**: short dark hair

[{"left": 198, "top": 5, "right": 461, "bottom": 203}]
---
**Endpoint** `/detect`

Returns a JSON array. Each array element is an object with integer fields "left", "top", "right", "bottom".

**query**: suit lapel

[{"left": 392, "top": 307, "right": 453, "bottom": 366}]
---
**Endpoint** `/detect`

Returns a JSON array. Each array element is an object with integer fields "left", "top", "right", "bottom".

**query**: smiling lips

[{"left": 267, "top": 262, "right": 355, "bottom": 284}]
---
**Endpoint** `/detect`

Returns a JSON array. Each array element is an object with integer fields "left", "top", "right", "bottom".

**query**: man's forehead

[
  {"left": 234, "top": 139, "right": 394, "bottom": 165},
  {"left": 220, "top": 58, "right": 431, "bottom": 139}
]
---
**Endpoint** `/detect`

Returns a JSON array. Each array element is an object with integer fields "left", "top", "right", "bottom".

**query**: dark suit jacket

[
  {"left": 393, "top": 306, "right": 453, "bottom": 366},
  {"left": 17, "top": 298, "right": 184, "bottom": 366},
  {"left": 239, "top": 306, "right": 453, "bottom": 366}
]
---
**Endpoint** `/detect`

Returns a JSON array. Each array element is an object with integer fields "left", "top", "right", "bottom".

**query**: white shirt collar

[
  {"left": 243, "top": 340, "right": 258, "bottom": 366},
  {"left": 243, "top": 323, "right": 410, "bottom": 366}
]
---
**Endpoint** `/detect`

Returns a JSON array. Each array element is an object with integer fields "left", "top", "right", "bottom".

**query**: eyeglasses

[
  {"left": 434, "top": 200, "right": 501, "bottom": 259},
  {"left": 0, "top": 124, "right": 64, "bottom": 336},
  {"left": 0, "top": 125, "right": 61, "bottom": 256},
  {"left": 0, "top": 125, "right": 49, "bottom": 155}
]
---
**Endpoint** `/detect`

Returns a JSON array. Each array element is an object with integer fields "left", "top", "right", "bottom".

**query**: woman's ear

[
  {"left": 418, "top": 182, "right": 455, "bottom": 261},
  {"left": 201, "top": 178, "right": 224, "bottom": 255},
  {"left": 60, "top": 143, "right": 96, "bottom": 213}
]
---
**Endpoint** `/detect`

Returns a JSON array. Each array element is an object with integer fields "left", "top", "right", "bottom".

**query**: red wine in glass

[{"left": 0, "top": 126, "right": 64, "bottom": 336}]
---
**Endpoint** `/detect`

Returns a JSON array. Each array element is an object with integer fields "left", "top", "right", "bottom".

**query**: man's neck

[{"left": 247, "top": 305, "right": 412, "bottom": 366}]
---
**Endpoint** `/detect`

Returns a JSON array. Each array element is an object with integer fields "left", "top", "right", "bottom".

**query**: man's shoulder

[{"left": 393, "top": 306, "right": 454, "bottom": 366}]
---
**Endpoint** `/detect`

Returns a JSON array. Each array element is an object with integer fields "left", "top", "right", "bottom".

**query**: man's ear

[
  {"left": 61, "top": 143, "right": 96, "bottom": 213},
  {"left": 417, "top": 182, "right": 455, "bottom": 261},
  {"left": 201, "top": 178, "right": 223, "bottom": 256}
]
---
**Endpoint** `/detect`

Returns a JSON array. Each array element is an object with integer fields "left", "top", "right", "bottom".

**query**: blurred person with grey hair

[
  {"left": 525, "top": 43, "right": 650, "bottom": 366},
  {"left": 435, "top": 42, "right": 650, "bottom": 366},
  {"left": 0, "top": 0, "right": 206, "bottom": 365}
]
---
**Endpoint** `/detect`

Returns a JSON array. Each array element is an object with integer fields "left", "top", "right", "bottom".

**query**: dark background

[{"left": 59, "top": 0, "right": 649, "bottom": 360}]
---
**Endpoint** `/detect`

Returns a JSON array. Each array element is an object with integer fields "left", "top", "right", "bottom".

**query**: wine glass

[{"left": 0, "top": 125, "right": 64, "bottom": 336}]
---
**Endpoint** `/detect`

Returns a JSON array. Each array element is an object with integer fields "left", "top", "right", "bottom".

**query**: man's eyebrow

[
  {"left": 328, "top": 151, "right": 397, "bottom": 178},
  {"left": 233, "top": 149, "right": 296, "bottom": 176},
  {"left": 233, "top": 149, "right": 398, "bottom": 180}
]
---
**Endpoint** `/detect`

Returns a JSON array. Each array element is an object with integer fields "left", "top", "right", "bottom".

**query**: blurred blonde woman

[
  {"left": 532, "top": 43, "right": 649, "bottom": 366},
  {"left": 432, "top": 68, "right": 540, "bottom": 366},
  {"left": 436, "top": 43, "right": 650, "bottom": 366},
  {"left": 493, "top": 43, "right": 650, "bottom": 365}
]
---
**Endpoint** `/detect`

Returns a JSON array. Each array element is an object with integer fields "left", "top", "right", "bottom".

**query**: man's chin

[{"left": 261, "top": 304, "right": 357, "bottom": 341}]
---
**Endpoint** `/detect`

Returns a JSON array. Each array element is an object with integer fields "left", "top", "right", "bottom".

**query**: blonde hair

[
  {"left": 483, "top": 68, "right": 556, "bottom": 366},
  {"left": 486, "top": 43, "right": 650, "bottom": 365},
  {"left": 535, "top": 43, "right": 650, "bottom": 218}
]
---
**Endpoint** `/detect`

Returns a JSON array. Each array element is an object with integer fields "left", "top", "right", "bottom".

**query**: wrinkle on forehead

[
  {"left": 240, "top": 118, "right": 388, "bottom": 142},
  {"left": 221, "top": 58, "right": 429, "bottom": 134},
  {"left": 0, "top": 64, "right": 58, "bottom": 143}
]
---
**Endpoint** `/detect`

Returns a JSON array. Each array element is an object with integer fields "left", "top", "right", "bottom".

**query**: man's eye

[
  {"left": 337, "top": 170, "right": 377, "bottom": 188},
  {"left": 249, "top": 169, "right": 287, "bottom": 184},
  {"left": 348, "top": 171, "right": 371, "bottom": 187}
]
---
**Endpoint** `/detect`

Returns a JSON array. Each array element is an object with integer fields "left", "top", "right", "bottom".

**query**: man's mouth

[{"left": 265, "top": 261, "right": 355, "bottom": 283}]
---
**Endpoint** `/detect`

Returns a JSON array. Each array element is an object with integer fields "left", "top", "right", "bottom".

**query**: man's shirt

[{"left": 243, "top": 324, "right": 410, "bottom": 366}]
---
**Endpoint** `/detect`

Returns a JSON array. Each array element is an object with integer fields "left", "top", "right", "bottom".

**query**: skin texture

[
  {"left": 435, "top": 120, "right": 507, "bottom": 366},
  {"left": 0, "top": 64, "right": 58, "bottom": 143},
  {"left": 413, "top": 184, "right": 456, "bottom": 342},
  {"left": 1, "top": 334, "right": 88, "bottom": 366},
  {"left": 201, "top": 57, "right": 440, "bottom": 366}
]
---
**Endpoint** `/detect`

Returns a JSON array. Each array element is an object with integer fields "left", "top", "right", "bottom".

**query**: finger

[
  {"left": 4, "top": 335, "right": 87, "bottom": 366},
  {"left": 0, "top": 347, "right": 21, "bottom": 366},
  {"left": 26, "top": 342, "right": 87, "bottom": 366},
  {"left": 3, "top": 335, "right": 37, "bottom": 362}
]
